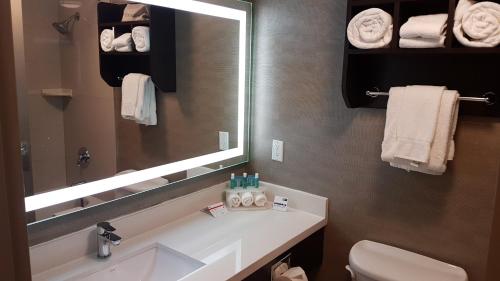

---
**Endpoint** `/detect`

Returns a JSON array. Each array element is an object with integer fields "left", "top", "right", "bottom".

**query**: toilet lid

[
  {"left": 349, "top": 240, "right": 468, "bottom": 281},
  {"left": 115, "top": 169, "right": 169, "bottom": 193}
]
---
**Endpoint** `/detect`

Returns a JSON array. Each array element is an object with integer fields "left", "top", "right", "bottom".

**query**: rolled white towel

[
  {"left": 254, "top": 192, "right": 267, "bottom": 207},
  {"left": 399, "top": 36, "right": 446, "bottom": 48},
  {"left": 454, "top": 0, "right": 500, "bottom": 47},
  {"left": 240, "top": 192, "right": 254, "bottom": 207},
  {"left": 400, "top": 14, "right": 448, "bottom": 39},
  {"left": 112, "top": 33, "right": 133, "bottom": 52},
  {"left": 226, "top": 192, "right": 241, "bottom": 208},
  {"left": 347, "top": 8, "right": 393, "bottom": 49},
  {"left": 100, "top": 29, "right": 114, "bottom": 52},
  {"left": 132, "top": 26, "right": 150, "bottom": 52}
]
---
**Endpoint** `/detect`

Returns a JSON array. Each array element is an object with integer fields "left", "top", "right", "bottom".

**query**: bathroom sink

[{"left": 70, "top": 244, "right": 205, "bottom": 281}]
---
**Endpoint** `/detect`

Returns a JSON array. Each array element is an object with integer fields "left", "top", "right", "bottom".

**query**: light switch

[
  {"left": 219, "top": 131, "right": 229, "bottom": 151},
  {"left": 272, "top": 139, "right": 284, "bottom": 162}
]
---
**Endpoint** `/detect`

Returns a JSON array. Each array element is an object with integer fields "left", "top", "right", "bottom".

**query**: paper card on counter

[
  {"left": 273, "top": 196, "right": 288, "bottom": 212},
  {"left": 207, "top": 202, "right": 227, "bottom": 217}
]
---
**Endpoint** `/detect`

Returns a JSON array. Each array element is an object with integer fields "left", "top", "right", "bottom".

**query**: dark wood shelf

[
  {"left": 342, "top": 0, "right": 500, "bottom": 117},
  {"left": 347, "top": 47, "right": 500, "bottom": 55},
  {"left": 100, "top": 51, "right": 150, "bottom": 56},
  {"left": 350, "top": 0, "right": 394, "bottom": 6},
  {"left": 99, "top": 20, "right": 150, "bottom": 28},
  {"left": 97, "top": 3, "right": 176, "bottom": 92}
]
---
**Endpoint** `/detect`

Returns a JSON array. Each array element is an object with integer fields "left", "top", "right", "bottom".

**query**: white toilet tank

[{"left": 347, "top": 240, "right": 468, "bottom": 281}]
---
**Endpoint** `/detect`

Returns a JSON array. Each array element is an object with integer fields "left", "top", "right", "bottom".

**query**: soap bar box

[{"left": 224, "top": 186, "right": 273, "bottom": 211}]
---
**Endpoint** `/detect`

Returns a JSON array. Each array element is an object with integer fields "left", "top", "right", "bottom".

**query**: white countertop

[{"left": 31, "top": 182, "right": 328, "bottom": 281}]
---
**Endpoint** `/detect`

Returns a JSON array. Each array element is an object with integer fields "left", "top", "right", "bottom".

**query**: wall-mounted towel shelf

[
  {"left": 342, "top": 0, "right": 500, "bottom": 117},
  {"left": 97, "top": 3, "right": 176, "bottom": 92},
  {"left": 366, "top": 91, "right": 497, "bottom": 105}
]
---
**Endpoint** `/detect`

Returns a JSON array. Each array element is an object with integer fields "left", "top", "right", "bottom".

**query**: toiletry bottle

[
  {"left": 230, "top": 173, "right": 237, "bottom": 189},
  {"left": 255, "top": 173, "right": 260, "bottom": 188},
  {"left": 242, "top": 173, "right": 248, "bottom": 188},
  {"left": 247, "top": 175, "right": 255, "bottom": 187}
]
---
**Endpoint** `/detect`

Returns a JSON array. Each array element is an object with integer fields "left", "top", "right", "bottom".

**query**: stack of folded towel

[
  {"left": 454, "top": 0, "right": 500, "bottom": 47},
  {"left": 347, "top": 8, "right": 393, "bottom": 49},
  {"left": 399, "top": 14, "right": 448, "bottom": 48},
  {"left": 381, "top": 85, "right": 459, "bottom": 175},
  {"left": 122, "top": 4, "right": 149, "bottom": 22},
  {"left": 121, "top": 73, "right": 157, "bottom": 126}
]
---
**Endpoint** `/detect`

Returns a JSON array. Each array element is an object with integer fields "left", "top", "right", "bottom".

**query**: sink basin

[{"left": 70, "top": 244, "right": 205, "bottom": 281}]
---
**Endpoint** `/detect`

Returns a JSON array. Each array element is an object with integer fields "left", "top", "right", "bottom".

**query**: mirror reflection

[{"left": 15, "top": 0, "right": 250, "bottom": 222}]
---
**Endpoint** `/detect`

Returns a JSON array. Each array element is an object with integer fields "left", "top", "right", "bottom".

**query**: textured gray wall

[
  {"left": 250, "top": 1, "right": 500, "bottom": 281},
  {"left": 115, "top": 11, "right": 239, "bottom": 172}
]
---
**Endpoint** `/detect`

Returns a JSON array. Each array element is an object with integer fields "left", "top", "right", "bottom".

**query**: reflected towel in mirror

[
  {"left": 132, "top": 26, "right": 150, "bottom": 52},
  {"left": 121, "top": 73, "right": 157, "bottom": 126}
]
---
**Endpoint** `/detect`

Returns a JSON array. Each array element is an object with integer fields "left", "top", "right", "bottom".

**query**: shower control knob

[{"left": 77, "top": 147, "right": 91, "bottom": 167}]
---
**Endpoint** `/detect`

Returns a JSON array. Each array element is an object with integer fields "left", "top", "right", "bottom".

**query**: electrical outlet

[
  {"left": 219, "top": 131, "right": 229, "bottom": 151},
  {"left": 272, "top": 139, "right": 284, "bottom": 162}
]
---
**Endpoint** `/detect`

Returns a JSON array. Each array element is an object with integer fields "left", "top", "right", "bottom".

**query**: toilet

[
  {"left": 346, "top": 240, "right": 468, "bottom": 281},
  {"left": 113, "top": 169, "right": 169, "bottom": 198}
]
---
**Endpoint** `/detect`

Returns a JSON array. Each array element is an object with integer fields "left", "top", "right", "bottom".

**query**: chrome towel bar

[{"left": 366, "top": 91, "right": 497, "bottom": 105}]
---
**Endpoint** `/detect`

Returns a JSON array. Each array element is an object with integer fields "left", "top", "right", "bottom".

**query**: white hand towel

[
  {"left": 121, "top": 73, "right": 140, "bottom": 118},
  {"left": 381, "top": 86, "right": 445, "bottom": 164},
  {"left": 399, "top": 36, "right": 446, "bottom": 48},
  {"left": 254, "top": 192, "right": 267, "bottom": 207},
  {"left": 241, "top": 192, "right": 254, "bottom": 207},
  {"left": 100, "top": 29, "right": 114, "bottom": 52},
  {"left": 275, "top": 267, "right": 308, "bottom": 281},
  {"left": 226, "top": 192, "right": 241, "bottom": 208},
  {"left": 122, "top": 4, "right": 149, "bottom": 22},
  {"left": 400, "top": 14, "right": 448, "bottom": 39},
  {"left": 132, "top": 26, "right": 150, "bottom": 52},
  {"left": 347, "top": 8, "right": 393, "bottom": 49},
  {"left": 112, "top": 33, "right": 133, "bottom": 52},
  {"left": 388, "top": 90, "right": 459, "bottom": 175},
  {"left": 121, "top": 73, "right": 157, "bottom": 126},
  {"left": 454, "top": 0, "right": 500, "bottom": 47},
  {"left": 134, "top": 75, "right": 156, "bottom": 126}
]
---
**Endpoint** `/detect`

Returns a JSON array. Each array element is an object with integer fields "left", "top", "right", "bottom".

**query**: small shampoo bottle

[
  {"left": 230, "top": 173, "right": 237, "bottom": 189},
  {"left": 242, "top": 173, "right": 248, "bottom": 188},
  {"left": 255, "top": 173, "right": 260, "bottom": 188}
]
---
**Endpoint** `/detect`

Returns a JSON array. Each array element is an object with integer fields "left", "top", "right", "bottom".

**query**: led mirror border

[{"left": 25, "top": 0, "right": 249, "bottom": 212}]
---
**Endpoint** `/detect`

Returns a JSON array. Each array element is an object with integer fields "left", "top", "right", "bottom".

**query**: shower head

[{"left": 52, "top": 12, "right": 80, "bottom": 35}]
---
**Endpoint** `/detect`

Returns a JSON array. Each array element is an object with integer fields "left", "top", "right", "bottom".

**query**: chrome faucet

[{"left": 96, "top": 222, "right": 121, "bottom": 258}]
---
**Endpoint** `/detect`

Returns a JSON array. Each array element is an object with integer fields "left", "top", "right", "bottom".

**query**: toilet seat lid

[
  {"left": 349, "top": 240, "right": 468, "bottom": 281},
  {"left": 115, "top": 170, "right": 168, "bottom": 193}
]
